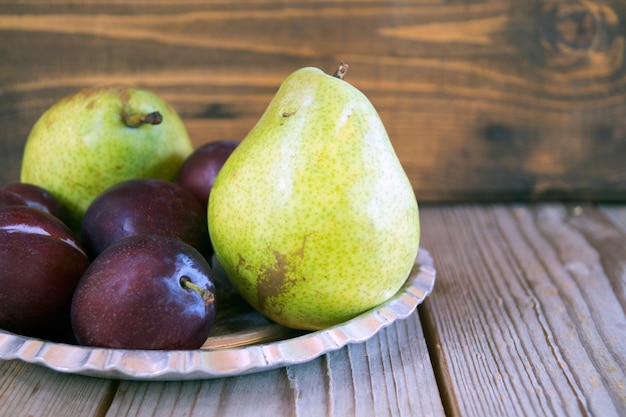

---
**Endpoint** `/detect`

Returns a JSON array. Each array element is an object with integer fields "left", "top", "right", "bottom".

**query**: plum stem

[
  {"left": 332, "top": 62, "right": 349, "bottom": 80},
  {"left": 180, "top": 277, "right": 215, "bottom": 306},
  {"left": 124, "top": 111, "right": 163, "bottom": 127}
]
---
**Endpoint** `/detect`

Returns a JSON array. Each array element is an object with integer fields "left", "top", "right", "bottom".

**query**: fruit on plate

[
  {"left": 0, "top": 189, "right": 28, "bottom": 209},
  {"left": 1, "top": 182, "right": 67, "bottom": 222},
  {"left": 0, "top": 206, "right": 90, "bottom": 340},
  {"left": 20, "top": 85, "right": 193, "bottom": 231},
  {"left": 71, "top": 234, "right": 217, "bottom": 350},
  {"left": 176, "top": 140, "right": 239, "bottom": 208},
  {"left": 208, "top": 64, "right": 420, "bottom": 330},
  {"left": 81, "top": 178, "right": 211, "bottom": 259}
]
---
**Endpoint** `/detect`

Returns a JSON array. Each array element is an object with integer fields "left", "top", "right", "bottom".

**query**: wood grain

[
  {"left": 1, "top": 1, "right": 625, "bottom": 201},
  {"left": 0, "top": 359, "right": 117, "bottom": 417},
  {"left": 420, "top": 204, "right": 626, "bottom": 416},
  {"left": 101, "top": 311, "right": 444, "bottom": 417},
  {"left": 602, "top": 204, "right": 626, "bottom": 232}
]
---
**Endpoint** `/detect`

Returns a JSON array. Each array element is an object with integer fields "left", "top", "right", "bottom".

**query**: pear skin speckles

[
  {"left": 21, "top": 85, "right": 193, "bottom": 232},
  {"left": 208, "top": 66, "right": 420, "bottom": 331}
]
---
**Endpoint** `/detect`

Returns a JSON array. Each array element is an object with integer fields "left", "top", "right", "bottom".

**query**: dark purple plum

[
  {"left": 0, "top": 206, "right": 90, "bottom": 340},
  {"left": 71, "top": 234, "right": 217, "bottom": 350},
  {"left": 0, "top": 189, "right": 28, "bottom": 209},
  {"left": 81, "top": 178, "right": 211, "bottom": 259},
  {"left": 176, "top": 140, "right": 239, "bottom": 207},
  {"left": 1, "top": 182, "right": 66, "bottom": 222}
]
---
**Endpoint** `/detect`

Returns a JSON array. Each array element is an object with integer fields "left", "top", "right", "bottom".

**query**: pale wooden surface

[
  {"left": 421, "top": 204, "right": 626, "bottom": 417},
  {"left": 1, "top": 204, "right": 625, "bottom": 417},
  {"left": 1, "top": 1, "right": 626, "bottom": 201}
]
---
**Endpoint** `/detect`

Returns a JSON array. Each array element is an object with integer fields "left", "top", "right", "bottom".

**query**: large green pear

[
  {"left": 208, "top": 65, "right": 420, "bottom": 330},
  {"left": 21, "top": 85, "right": 193, "bottom": 231}
]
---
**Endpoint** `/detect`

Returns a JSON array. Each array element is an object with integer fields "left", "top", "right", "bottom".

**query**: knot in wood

[
  {"left": 541, "top": 5, "right": 601, "bottom": 51},
  {"left": 536, "top": 3, "right": 623, "bottom": 76},
  {"left": 555, "top": 10, "right": 597, "bottom": 49}
]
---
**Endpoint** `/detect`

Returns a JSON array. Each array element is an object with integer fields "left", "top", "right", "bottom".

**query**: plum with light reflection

[
  {"left": 1, "top": 182, "right": 67, "bottom": 222},
  {"left": 71, "top": 234, "right": 217, "bottom": 350},
  {"left": 0, "top": 206, "right": 90, "bottom": 340}
]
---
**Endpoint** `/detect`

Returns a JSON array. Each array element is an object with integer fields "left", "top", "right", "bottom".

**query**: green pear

[
  {"left": 21, "top": 85, "right": 193, "bottom": 231},
  {"left": 208, "top": 64, "right": 420, "bottom": 330}
]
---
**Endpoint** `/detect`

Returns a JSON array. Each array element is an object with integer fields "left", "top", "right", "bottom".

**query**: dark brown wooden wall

[{"left": 1, "top": 1, "right": 625, "bottom": 201}]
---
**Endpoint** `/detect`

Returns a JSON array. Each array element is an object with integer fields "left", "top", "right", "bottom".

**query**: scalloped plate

[{"left": 0, "top": 248, "right": 435, "bottom": 380}]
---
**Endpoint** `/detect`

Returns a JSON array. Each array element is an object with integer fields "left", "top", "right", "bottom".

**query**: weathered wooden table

[
  {"left": 2, "top": 1, "right": 626, "bottom": 415},
  {"left": 1, "top": 203, "right": 624, "bottom": 417}
]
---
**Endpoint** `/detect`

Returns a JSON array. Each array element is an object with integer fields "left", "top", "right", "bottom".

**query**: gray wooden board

[{"left": 420, "top": 204, "right": 626, "bottom": 417}]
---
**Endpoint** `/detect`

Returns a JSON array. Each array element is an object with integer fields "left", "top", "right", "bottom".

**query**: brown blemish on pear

[{"left": 255, "top": 235, "right": 309, "bottom": 313}]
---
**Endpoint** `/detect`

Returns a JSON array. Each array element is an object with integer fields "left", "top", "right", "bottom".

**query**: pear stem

[
  {"left": 124, "top": 111, "right": 163, "bottom": 127},
  {"left": 332, "top": 62, "right": 349, "bottom": 80}
]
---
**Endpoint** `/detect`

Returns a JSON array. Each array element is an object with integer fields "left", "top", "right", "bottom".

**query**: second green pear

[
  {"left": 208, "top": 65, "right": 420, "bottom": 330},
  {"left": 21, "top": 85, "right": 193, "bottom": 231}
]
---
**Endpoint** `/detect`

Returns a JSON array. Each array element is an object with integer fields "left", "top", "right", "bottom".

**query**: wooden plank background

[{"left": 1, "top": 0, "right": 625, "bottom": 201}]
